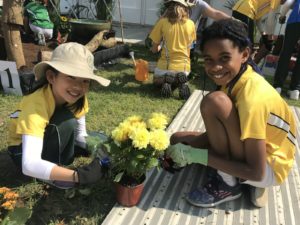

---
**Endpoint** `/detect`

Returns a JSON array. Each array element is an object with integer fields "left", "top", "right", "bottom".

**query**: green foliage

[
  {"left": 101, "top": 112, "right": 170, "bottom": 183},
  {"left": 58, "top": 16, "right": 71, "bottom": 35},
  {"left": 1, "top": 207, "right": 32, "bottom": 225}
]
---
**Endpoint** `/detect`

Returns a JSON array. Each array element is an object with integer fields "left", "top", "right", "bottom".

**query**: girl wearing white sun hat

[{"left": 8, "top": 42, "right": 110, "bottom": 188}]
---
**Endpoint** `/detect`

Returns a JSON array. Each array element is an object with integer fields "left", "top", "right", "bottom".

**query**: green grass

[{"left": 0, "top": 44, "right": 298, "bottom": 224}]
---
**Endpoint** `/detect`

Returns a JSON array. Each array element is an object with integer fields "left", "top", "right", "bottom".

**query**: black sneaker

[
  {"left": 176, "top": 72, "right": 188, "bottom": 84},
  {"left": 179, "top": 84, "right": 191, "bottom": 100},
  {"left": 165, "top": 73, "right": 176, "bottom": 84},
  {"left": 161, "top": 83, "right": 172, "bottom": 98},
  {"left": 186, "top": 174, "right": 242, "bottom": 207}
]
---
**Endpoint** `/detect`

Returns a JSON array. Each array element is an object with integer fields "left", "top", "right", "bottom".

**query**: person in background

[
  {"left": 8, "top": 42, "right": 111, "bottom": 188},
  {"left": 190, "top": 0, "right": 230, "bottom": 33},
  {"left": 166, "top": 19, "right": 296, "bottom": 208},
  {"left": 273, "top": 0, "right": 300, "bottom": 100},
  {"left": 232, "top": 0, "right": 287, "bottom": 45},
  {"left": 189, "top": 0, "right": 230, "bottom": 54},
  {"left": 149, "top": 0, "right": 196, "bottom": 100},
  {"left": 23, "top": 0, "right": 54, "bottom": 45}
]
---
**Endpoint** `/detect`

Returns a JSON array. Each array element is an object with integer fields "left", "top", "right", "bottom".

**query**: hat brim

[
  {"left": 164, "top": 0, "right": 189, "bottom": 7},
  {"left": 33, "top": 60, "right": 111, "bottom": 87}
]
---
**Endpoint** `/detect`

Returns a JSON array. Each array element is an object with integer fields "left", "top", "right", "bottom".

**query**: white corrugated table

[{"left": 102, "top": 90, "right": 300, "bottom": 225}]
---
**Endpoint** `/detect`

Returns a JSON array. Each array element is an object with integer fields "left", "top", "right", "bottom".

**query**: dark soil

[{"left": 21, "top": 34, "right": 58, "bottom": 70}]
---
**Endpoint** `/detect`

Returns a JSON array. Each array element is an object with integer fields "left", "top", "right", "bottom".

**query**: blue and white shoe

[{"left": 186, "top": 174, "right": 242, "bottom": 207}]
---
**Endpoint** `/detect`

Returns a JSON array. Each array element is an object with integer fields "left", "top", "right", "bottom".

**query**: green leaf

[
  {"left": 64, "top": 188, "right": 76, "bottom": 199},
  {"left": 1, "top": 207, "right": 32, "bottom": 225},
  {"left": 114, "top": 172, "right": 124, "bottom": 183},
  {"left": 135, "top": 154, "right": 145, "bottom": 159},
  {"left": 147, "top": 158, "right": 159, "bottom": 169},
  {"left": 78, "top": 188, "right": 92, "bottom": 196}
]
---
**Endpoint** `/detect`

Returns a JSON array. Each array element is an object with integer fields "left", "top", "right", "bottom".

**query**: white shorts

[
  {"left": 29, "top": 23, "right": 53, "bottom": 39},
  {"left": 241, "top": 163, "right": 278, "bottom": 188},
  {"left": 154, "top": 68, "right": 190, "bottom": 77}
]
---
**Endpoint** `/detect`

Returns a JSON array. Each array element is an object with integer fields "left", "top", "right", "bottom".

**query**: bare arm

[
  {"left": 170, "top": 131, "right": 266, "bottom": 181},
  {"left": 202, "top": 5, "right": 230, "bottom": 21},
  {"left": 50, "top": 166, "right": 78, "bottom": 182},
  {"left": 207, "top": 138, "right": 266, "bottom": 181},
  {"left": 170, "top": 131, "right": 210, "bottom": 148}
]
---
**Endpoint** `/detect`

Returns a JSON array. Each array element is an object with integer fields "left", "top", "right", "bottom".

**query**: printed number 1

[{"left": 4, "top": 68, "right": 14, "bottom": 89}]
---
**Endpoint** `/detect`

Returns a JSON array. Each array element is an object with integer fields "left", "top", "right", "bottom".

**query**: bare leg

[{"left": 200, "top": 91, "right": 244, "bottom": 161}]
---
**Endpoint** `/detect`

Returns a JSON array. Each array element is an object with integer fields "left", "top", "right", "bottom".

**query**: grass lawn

[{"left": 0, "top": 44, "right": 299, "bottom": 224}]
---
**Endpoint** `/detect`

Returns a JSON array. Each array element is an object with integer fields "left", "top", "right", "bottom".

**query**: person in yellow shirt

[
  {"left": 8, "top": 42, "right": 111, "bottom": 188},
  {"left": 149, "top": 0, "right": 196, "bottom": 100},
  {"left": 166, "top": 19, "right": 296, "bottom": 208},
  {"left": 232, "top": 0, "right": 287, "bottom": 44}
]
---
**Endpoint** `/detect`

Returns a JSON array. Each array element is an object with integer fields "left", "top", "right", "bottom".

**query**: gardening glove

[
  {"left": 279, "top": 16, "right": 286, "bottom": 24},
  {"left": 160, "top": 155, "right": 182, "bottom": 174},
  {"left": 76, "top": 157, "right": 107, "bottom": 185},
  {"left": 166, "top": 143, "right": 208, "bottom": 168}
]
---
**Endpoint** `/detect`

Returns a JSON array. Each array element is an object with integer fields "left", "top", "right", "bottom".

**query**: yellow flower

[
  {"left": 149, "top": 129, "right": 170, "bottom": 151},
  {"left": 130, "top": 128, "right": 150, "bottom": 149},
  {"left": 147, "top": 113, "right": 169, "bottom": 130},
  {"left": 0, "top": 187, "right": 10, "bottom": 194},
  {"left": 111, "top": 126, "right": 128, "bottom": 142},
  {"left": 4, "top": 192, "right": 19, "bottom": 200},
  {"left": 124, "top": 115, "right": 143, "bottom": 124},
  {"left": 1, "top": 200, "right": 16, "bottom": 211},
  {"left": 60, "top": 16, "right": 68, "bottom": 22}
]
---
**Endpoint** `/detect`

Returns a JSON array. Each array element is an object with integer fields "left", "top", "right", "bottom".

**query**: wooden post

[
  {"left": 2, "top": 0, "right": 26, "bottom": 69},
  {"left": 117, "top": 0, "right": 124, "bottom": 43}
]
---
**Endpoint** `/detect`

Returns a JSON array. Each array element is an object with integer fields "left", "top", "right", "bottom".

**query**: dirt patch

[{"left": 21, "top": 35, "right": 57, "bottom": 70}]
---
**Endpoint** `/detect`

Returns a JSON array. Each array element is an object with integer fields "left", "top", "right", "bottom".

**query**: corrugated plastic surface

[{"left": 102, "top": 90, "right": 300, "bottom": 225}]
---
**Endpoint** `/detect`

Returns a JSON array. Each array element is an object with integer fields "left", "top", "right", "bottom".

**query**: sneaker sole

[
  {"left": 186, "top": 192, "right": 242, "bottom": 208},
  {"left": 250, "top": 187, "right": 268, "bottom": 208}
]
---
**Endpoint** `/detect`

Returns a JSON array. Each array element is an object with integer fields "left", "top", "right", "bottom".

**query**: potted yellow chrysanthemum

[{"left": 102, "top": 113, "right": 170, "bottom": 207}]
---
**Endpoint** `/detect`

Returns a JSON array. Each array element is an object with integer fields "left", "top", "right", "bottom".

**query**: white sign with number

[{"left": 0, "top": 61, "right": 23, "bottom": 96}]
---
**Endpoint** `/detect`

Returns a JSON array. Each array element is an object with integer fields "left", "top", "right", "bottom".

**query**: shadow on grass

[
  {"left": 0, "top": 152, "right": 115, "bottom": 224},
  {"left": 0, "top": 149, "right": 115, "bottom": 224},
  {"left": 25, "top": 180, "right": 115, "bottom": 225},
  {"left": 0, "top": 150, "right": 32, "bottom": 187}
]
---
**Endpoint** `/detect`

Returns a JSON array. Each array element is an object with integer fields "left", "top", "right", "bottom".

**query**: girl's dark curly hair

[
  {"left": 200, "top": 18, "right": 262, "bottom": 74},
  {"left": 200, "top": 18, "right": 250, "bottom": 52}
]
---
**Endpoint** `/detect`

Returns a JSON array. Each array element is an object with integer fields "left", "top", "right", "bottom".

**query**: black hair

[
  {"left": 27, "top": 66, "right": 85, "bottom": 114},
  {"left": 200, "top": 18, "right": 262, "bottom": 75}
]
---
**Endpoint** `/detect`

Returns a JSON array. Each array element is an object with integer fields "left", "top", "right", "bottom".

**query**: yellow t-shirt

[
  {"left": 221, "top": 66, "right": 296, "bottom": 184},
  {"left": 149, "top": 18, "right": 196, "bottom": 72},
  {"left": 233, "top": 0, "right": 281, "bottom": 20},
  {"left": 8, "top": 84, "right": 89, "bottom": 146}
]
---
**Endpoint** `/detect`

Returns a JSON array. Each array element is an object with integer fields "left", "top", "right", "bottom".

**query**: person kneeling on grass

[
  {"left": 166, "top": 19, "right": 296, "bottom": 208},
  {"left": 7, "top": 42, "right": 111, "bottom": 188},
  {"left": 24, "top": 0, "right": 54, "bottom": 46},
  {"left": 149, "top": 0, "right": 196, "bottom": 100}
]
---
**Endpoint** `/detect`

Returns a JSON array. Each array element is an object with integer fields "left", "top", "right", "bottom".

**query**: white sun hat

[{"left": 33, "top": 42, "right": 110, "bottom": 86}]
